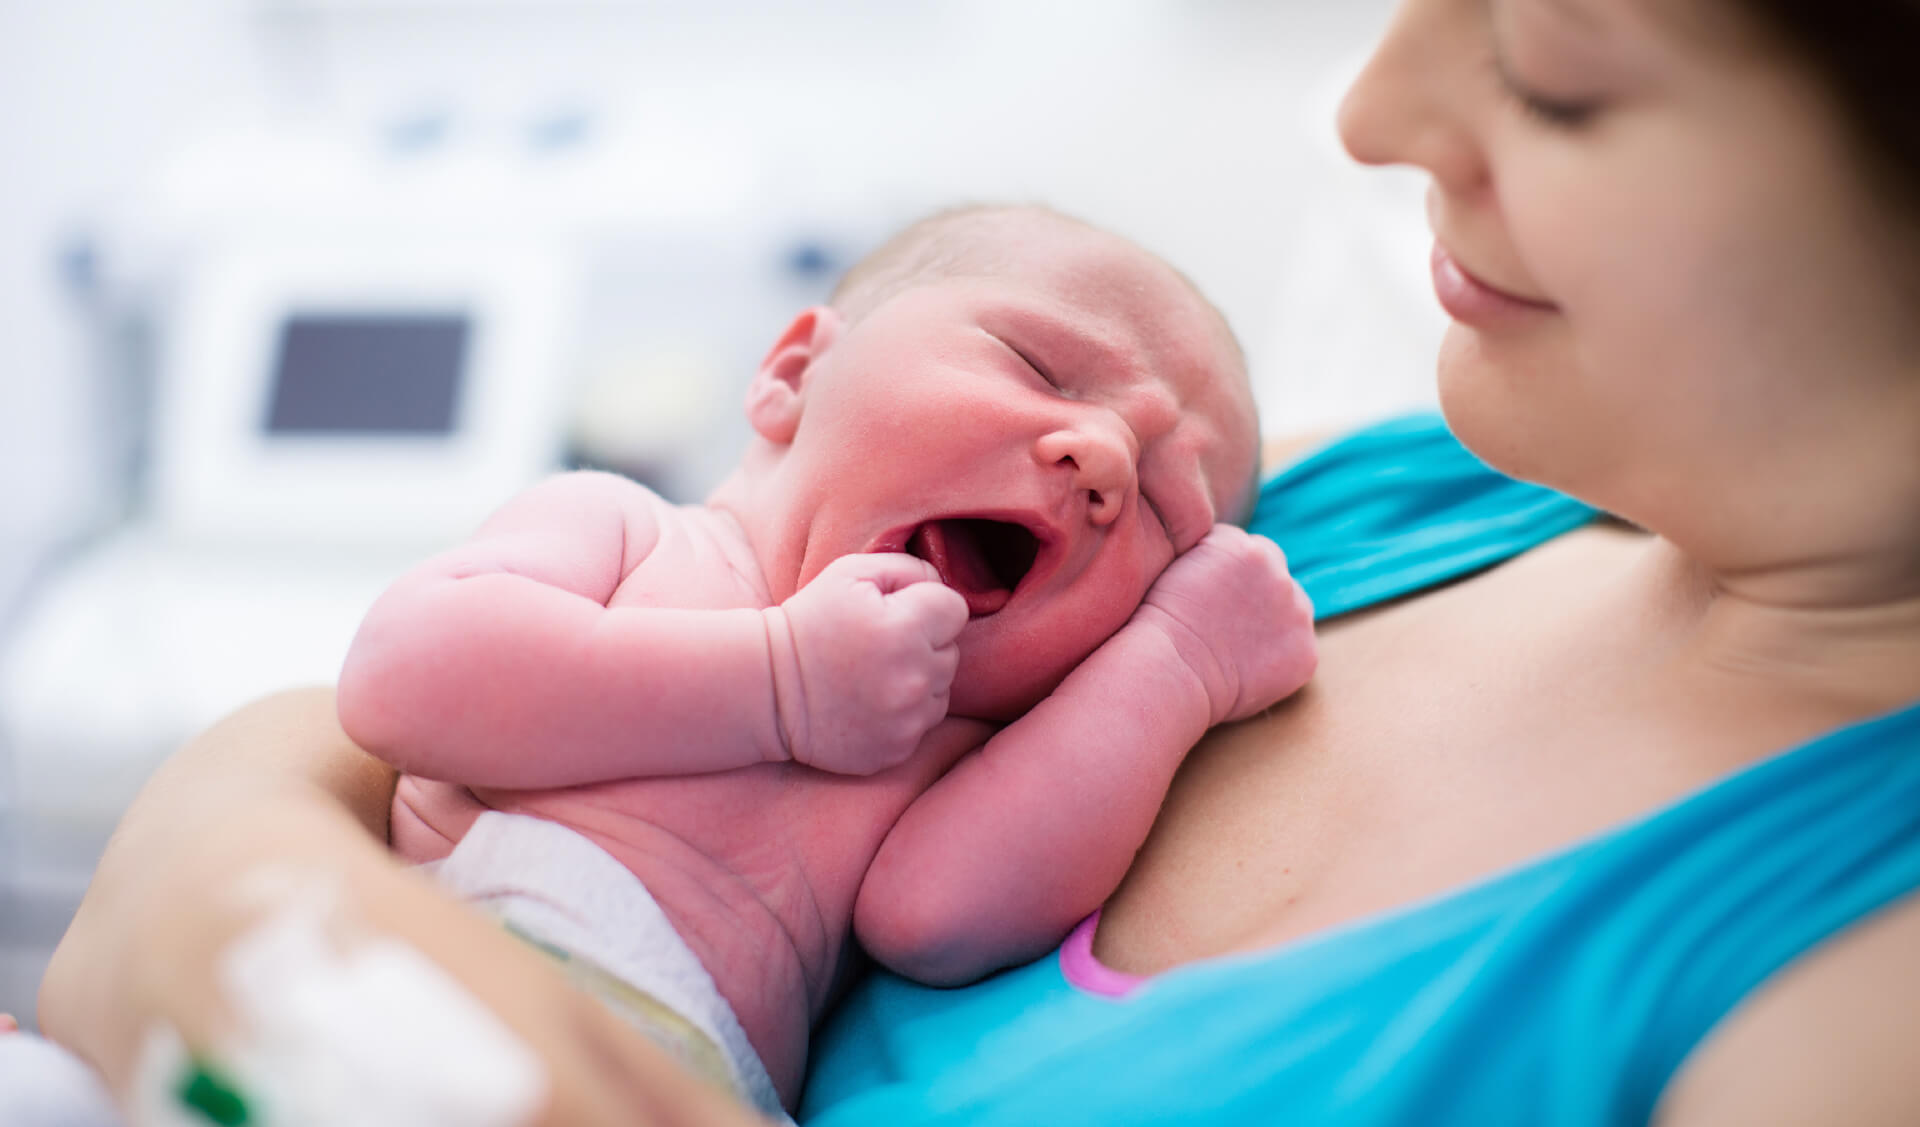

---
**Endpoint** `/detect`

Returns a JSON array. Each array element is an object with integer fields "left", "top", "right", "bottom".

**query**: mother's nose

[
  {"left": 1336, "top": 0, "right": 1486, "bottom": 195},
  {"left": 1035, "top": 424, "right": 1135, "bottom": 526}
]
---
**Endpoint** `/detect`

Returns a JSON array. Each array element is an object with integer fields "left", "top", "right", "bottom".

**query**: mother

[{"left": 39, "top": 0, "right": 1920, "bottom": 1122}]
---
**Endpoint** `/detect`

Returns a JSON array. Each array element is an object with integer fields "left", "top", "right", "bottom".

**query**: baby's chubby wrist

[
  {"left": 1122, "top": 606, "right": 1242, "bottom": 727},
  {"left": 755, "top": 553, "right": 966, "bottom": 776},
  {"left": 757, "top": 603, "right": 807, "bottom": 765}
]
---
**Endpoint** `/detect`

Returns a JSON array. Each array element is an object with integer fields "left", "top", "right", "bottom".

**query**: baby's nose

[{"left": 1036, "top": 424, "right": 1135, "bottom": 526}]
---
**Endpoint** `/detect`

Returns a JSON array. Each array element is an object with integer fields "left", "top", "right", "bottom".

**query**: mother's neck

[{"left": 1603, "top": 532, "right": 1920, "bottom": 723}]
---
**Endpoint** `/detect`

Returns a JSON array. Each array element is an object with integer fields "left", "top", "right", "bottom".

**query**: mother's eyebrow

[{"left": 1538, "top": 0, "right": 1604, "bottom": 32}]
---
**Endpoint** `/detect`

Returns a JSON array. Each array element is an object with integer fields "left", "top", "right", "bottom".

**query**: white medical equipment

[
  {"left": 156, "top": 239, "right": 575, "bottom": 546},
  {"left": 0, "top": 91, "right": 893, "bottom": 1025},
  {"left": 0, "top": 234, "right": 580, "bottom": 972}
]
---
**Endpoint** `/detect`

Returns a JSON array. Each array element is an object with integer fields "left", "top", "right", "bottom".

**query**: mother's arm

[
  {"left": 37, "top": 686, "right": 767, "bottom": 1127},
  {"left": 1655, "top": 890, "right": 1920, "bottom": 1126}
]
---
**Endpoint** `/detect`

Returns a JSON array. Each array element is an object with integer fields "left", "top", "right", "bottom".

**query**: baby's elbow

[
  {"left": 334, "top": 645, "right": 406, "bottom": 762},
  {"left": 334, "top": 618, "right": 446, "bottom": 774},
  {"left": 853, "top": 886, "right": 1003, "bottom": 988},
  {"left": 335, "top": 579, "right": 459, "bottom": 761}
]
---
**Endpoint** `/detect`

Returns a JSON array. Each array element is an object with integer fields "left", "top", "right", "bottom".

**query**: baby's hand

[
  {"left": 1135, "top": 525, "right": 1318, "bottom": 725},
  {"left": 766, "top": 553, "right": 969, "bottom": 775}
]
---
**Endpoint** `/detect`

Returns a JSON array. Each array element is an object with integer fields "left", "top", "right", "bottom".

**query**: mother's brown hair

[{"left": 1739, "top": 0, "right": 1920, "bottom": 216}]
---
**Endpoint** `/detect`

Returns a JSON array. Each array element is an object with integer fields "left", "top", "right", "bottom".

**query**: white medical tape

[{"left": 133, "top": 892, "right": 548, "bottom": 1127}]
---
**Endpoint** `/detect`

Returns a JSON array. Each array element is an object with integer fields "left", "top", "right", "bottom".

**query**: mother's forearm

[
  {"left": 37, "top": 686, "right": 770, "bottom": 1126},
  {"left": 36, "top": 686, "right": 399, "bottom": 1085}
]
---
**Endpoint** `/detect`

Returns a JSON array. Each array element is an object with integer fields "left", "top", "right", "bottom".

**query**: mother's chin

[{"left": 1432, "top": 319, "right": 1623, "bottom": 510}]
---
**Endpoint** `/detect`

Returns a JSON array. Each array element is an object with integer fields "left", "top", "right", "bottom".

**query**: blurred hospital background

[{"left": 0, "top": 0, "right": 1443, "bottom": 1028}]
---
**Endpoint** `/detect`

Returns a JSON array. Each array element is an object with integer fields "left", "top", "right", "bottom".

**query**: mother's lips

[{"left": 1430, "top": 243, "right": 1557, "bottom": 327}]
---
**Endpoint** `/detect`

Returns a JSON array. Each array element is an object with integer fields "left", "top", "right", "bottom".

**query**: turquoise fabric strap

[
  {"left": 801, "top": 413, "right": 1920, "bottom": 1126},
  {"left": 1252, "top": 413, "right": 1598, "bottom": 619}
]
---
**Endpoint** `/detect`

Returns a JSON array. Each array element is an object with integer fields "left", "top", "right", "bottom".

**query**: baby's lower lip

[
  {"left": 907, "top": 522, "right": 1020, "bottom": 618},
  {"left": 1430, "top": 244, "right": 1557, "bottom": 327}
]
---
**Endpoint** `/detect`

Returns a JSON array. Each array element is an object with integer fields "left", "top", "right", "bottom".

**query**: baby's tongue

[{"left": 909, "top": 522, "right": 1012, "bottom": 617}]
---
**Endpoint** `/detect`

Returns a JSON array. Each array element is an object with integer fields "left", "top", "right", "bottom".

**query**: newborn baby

[{"left": 338, "top": 204, "right": 1318, "bottom": 1117}]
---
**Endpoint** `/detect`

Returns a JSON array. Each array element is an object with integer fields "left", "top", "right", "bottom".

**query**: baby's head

[
  {"left": 721, "top": 204, "right": 1259, "bottom": 720},
  {"left": 828, "top": 207, "right": 1248, "bottom": 402}
]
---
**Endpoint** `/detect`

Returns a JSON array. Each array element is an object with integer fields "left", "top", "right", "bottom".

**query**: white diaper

[{"left": 431, "top": 811, "right": 788, "bottom": 1122}]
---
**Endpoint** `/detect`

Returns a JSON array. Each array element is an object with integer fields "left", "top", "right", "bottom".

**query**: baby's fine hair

[
  {"left": 830, "top": 204, "right": 1240, "bottom": 360},
  {"left": 828, "top": 204, "right": 1091, "bottom": 322}
]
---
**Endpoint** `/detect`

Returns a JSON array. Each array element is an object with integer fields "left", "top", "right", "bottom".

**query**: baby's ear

[{"left": 745, "top": 306, "right": 842, "bottom": 444}]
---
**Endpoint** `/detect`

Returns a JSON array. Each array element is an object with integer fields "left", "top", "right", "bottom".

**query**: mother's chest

[{"left": 1096, "top": 549, "right": 1682, "bottom": 974}]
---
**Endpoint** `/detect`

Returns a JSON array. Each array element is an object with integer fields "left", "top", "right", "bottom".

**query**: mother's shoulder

[
  {"left": 1260, "top": 428, "right": 1346, "bottom": 474},
  {"left": 1655, "top": 889, "right": 1920, "bottom": 1126}
]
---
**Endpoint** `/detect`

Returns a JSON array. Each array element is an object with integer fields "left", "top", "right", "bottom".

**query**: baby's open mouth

[{"left": 906, "top": 519, "right": 1040, "bottom": 617}]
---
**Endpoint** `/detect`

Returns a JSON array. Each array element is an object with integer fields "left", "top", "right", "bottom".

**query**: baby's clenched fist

[
  {"left": 764, "top": 553, "right": 969, "bottom": 775},
  {"left": 1135, "top": 525, "right": 1318, "bottom": 726}
]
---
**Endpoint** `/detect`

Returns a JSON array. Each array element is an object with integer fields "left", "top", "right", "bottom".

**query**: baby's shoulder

[
  {"left": 606, "top": 497, "right": 774, "bottom": 611},
  {"left": 486, "top": 468, "right": 674, "bottom": 545},
  {"left": 537, "top": 468, "right": 676, "bottom": 518}
]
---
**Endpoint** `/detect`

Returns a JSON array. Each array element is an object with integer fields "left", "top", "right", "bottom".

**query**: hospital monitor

[
  {"left": 153, "top": 240, "right": 576, "bottom": 547},
  {"left": 263, "top": 313, "right": 469, "bottom": 437}
]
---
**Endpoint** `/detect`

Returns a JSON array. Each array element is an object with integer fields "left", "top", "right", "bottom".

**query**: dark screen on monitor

[{"left": 263, "top": 313, "right": 470, "bottom": 435}]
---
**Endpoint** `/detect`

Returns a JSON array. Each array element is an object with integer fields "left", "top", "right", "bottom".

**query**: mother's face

[{"left": 1335, "top": 0, "right": 1920, "bottom": 554}]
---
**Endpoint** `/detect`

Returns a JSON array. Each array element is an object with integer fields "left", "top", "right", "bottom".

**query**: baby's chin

[{"left": 946, "top": 645, "right": 1077, "bottom": 723}]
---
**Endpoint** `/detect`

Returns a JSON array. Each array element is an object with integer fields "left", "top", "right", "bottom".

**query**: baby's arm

[
  {"left": 853, "top": 526, "right": 1318, "bottom": 985},
  {"left": 339, "top": 472, "right": 967, "bottom": 787},
  {"left": 338, "top": 472, "right": 779, "bottom": 785}
]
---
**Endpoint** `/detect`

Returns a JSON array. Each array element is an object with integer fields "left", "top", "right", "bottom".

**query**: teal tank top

[{"left": 801, "top": 414, "right": 1920, "bottom": 1126}]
